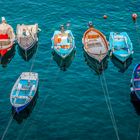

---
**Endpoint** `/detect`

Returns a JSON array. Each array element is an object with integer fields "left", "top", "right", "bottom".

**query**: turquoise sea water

[{"left": 0, "top": 0, "right": 140, "bottom": 140}]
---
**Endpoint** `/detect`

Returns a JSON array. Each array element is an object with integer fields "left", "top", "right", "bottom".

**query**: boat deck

[
  {"left": 11, "top": 79, "right": 37, "bottom": 107},
  {"left": 85, "top": 31, "right": 107, "bottom": 54}
]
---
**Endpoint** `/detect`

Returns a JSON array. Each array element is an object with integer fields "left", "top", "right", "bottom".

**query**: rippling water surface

[{"left": 0, "top": 0, "right": 140, "bottom": 140}]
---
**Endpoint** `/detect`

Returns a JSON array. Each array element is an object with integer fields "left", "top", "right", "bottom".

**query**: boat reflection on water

[
  {"left": 12, "top": 90, "right": 39, "bottom": 124},
  {"left": 84, "top": 52, "right": 108, "bottom": 75},
  {"left": 130, "top": 93, "right": 140, "bottom": 115},
  {"left": 0, "top": 45, "right": 15, "bottom": 68},
  {"left": 52, "top": 49, "right": 76, "bottom": 71},
  {"left": 111, "top": 55, "right": 132, "bottom": 73},
  {"left": 18, "top": 44, "right": 38, "bottom": 61}
]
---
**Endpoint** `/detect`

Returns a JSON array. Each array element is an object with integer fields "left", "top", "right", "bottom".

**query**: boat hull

[
  {"left": 112, "top": 51, "right": 132, "bottom": 63},
  {"left": 111, "top": 55, "right": 132, "bottom": 73},
  {"left": 130, "top": 64, "right": 140, "bottom": 101},
  {"left": 82, "top": 27, "right": 109, "bottom": 63},
  {"left": 12, "top": 87, "right": 38, "bottom": 114},
  {"left": 18, "top": 42, "right": 37, "bottom": 61},
  {"left": 84, "top": 51, "right": 108, "bottom": 74},
  {"left": 0, "top": 44, "right": 14, "bottom": 58},
  {"left": 109, "top": 32, "right": 133, "bottom": 63},
  {"left": 53, "top": 47, "right": 75, "bottom": 59},
  {"left": 84, "top": 49, "right": 108, "bottom": 64},
  {"left": 52, "top": 48, "right": 76, "bottom": 70},
  {"left": 0, "top": 45, "right": 15, "bottom": 67}
]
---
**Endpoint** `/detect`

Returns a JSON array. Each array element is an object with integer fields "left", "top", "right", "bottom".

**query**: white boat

[
  {"left": 10, "top": 72, "right": 39, "bottom": 113},
  {"left": 16, "top": 24, "right": 39, "bottom": 59}
]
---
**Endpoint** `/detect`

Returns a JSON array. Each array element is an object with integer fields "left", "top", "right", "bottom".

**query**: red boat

[{"left": 0, "top": 17, "right": 15, "bottom": 57}]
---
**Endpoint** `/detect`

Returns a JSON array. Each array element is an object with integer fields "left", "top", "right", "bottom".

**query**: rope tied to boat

[
  {"left": 101, "top": 62, "right": 120, "bottom": 140},
  {"left": 91, "top": 61, "right": 120, "bottom": 140}
]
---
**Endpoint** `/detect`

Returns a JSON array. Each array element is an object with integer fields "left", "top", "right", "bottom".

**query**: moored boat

[
  {"left": 0, "top": 17, "right": 15, "bottom": 58},
  {"left": 109, "top": 32, "right": 133, "bottom": 63},
  {"left": 82, "top": 22, "right": 108, "bottom": 63},
  {"left": 51, "top": 25, "right": 75, "bottom": 59},
  {"left": 130, "top": 64, "right": 140, "bottom": 101},
  {"left": 10, "top": 72, "right": 39, "bottom": 113},
  {"left": 16, "top": 24, "right": 39, "bottom": 60}
]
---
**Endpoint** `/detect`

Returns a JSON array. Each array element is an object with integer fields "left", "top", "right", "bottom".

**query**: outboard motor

[
  {"left": 60, "top": 25, "right": 65, "bottom": 33},
  {"left": 88, "top": 21, "right": 93, "bottom": 28}
]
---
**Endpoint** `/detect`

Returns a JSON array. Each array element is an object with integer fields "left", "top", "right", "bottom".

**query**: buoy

[
  {"left": 103, "top": 15, "right": 108, "bottom": 19},
  {"left": 132, "top": 13, "right": 138, "bottom": 21}
]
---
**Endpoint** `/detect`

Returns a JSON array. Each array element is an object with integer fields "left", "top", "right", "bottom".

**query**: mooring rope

[
  {"left": 88, "top": 59, "right": 120, "bottom": 140},
  {"left": 101, "top": 62, "right": 120, "bottom": 140},
  {"left": 21, "top": 68, "right": 61, "bottom": 140},
  {"left": 1, "top": 113, "right": 15, "bottom": 140}
]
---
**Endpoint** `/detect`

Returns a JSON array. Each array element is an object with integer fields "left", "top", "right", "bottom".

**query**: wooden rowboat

[
  {"left": 16, "top": 24, "right": 40, "bottom": 60},
  {"left": 10, "top": 72, "right": 39, "bottom": 113},
  {"left": 82, "top": 22, "right": 108, "bottom": 63}
]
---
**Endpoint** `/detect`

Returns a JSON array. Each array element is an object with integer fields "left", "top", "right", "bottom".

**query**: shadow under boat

[
  {"left": 18, "top": 43, "right": 38, "bottom": 61},
  {"left": 52, "top": 49, "right": 76, "bottom": 71},
  {"left": 130, "top": 93, "right": 140, "bottom": 115},
  {"left": 111, "top": 55, "right": 132, "bottom": 73},
  {"left": 84, "top": 51, "right": 108, "bottom": 75},
  {"left": 0, "top": 45, "right": 16, "bottom": 68},
  {"left": 12, "top": 89, "right": 39, "bottom": 124}
]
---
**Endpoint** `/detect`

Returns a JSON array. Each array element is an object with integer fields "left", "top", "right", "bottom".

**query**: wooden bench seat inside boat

[
  {"left": 0, "top": 39, "right": 11, "bottom": 46},
  {"left": 61, "top": 45, "right": 70, "bottom": 49},
  {"left": 87, "top": 34, "right": 99, "bottom": 39}
]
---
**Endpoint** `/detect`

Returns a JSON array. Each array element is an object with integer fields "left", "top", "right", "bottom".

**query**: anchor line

[
  {"left": 21, "top": 68, "right": 61, "bottom": 140},
  {"left": 101, "top": 62, "right": 120, "bottom": 140},
  {"left": 1, "top": 112, "right": 16, "bottom": 140},
  {"left": 88, "top": 60, "right": 120, "bottom": 140}
]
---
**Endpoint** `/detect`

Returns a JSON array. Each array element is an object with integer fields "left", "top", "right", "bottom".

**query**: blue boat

[
  {"left": 51, "top": 25, "right": 75, "bottom": 59},
  {"left": 130, "top": 64, "right": 140, "bottom": 101},
  {"left": 10, "top": 72, "right": 39, "bottom": 113},
  {"left": 109, "top": 32, "right": 133, "bottom": 63}
]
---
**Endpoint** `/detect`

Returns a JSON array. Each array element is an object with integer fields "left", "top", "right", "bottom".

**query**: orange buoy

[
  {"left": 103, "top": 15, "right": 108, "bottom": 19},
  {"left": 132, "top": 13, "right": 138, "bottom": 21}
]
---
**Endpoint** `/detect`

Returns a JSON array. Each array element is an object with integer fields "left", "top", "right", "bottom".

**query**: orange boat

[
  {"left": 0, "top": 17, "right": 15, "bottom": 58},
  {"left": 82, "top": 22, "right": 108, "bottom": 63}
]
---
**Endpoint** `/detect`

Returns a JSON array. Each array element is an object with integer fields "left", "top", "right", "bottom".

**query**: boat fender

[
  {"left": 132, "top": 13, "right": 138, "bottom": 21},
  {"left": 110, "top": 51, "right": 112, "bottom": 57},
  {"left": 130, "top": 87, "right": 134, "bottom": 92},
  {"left": 38, "top": 28, "right": 41, "bottom": 32}
]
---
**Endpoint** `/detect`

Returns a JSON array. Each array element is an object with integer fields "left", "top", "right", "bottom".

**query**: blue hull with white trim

[{"left": 109, "top": 32, "right": 133, "bottom": 63}]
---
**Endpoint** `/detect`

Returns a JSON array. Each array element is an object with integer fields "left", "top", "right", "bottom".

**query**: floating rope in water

[
  {"left": 1, "top": 113, "right": 15, "bottom": 140},
  {"left": 92, "top": 61, "right": 120, "bottom": 140},
  {"left": 101, "top": 62, "right": 120, "bottom": 140}
]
